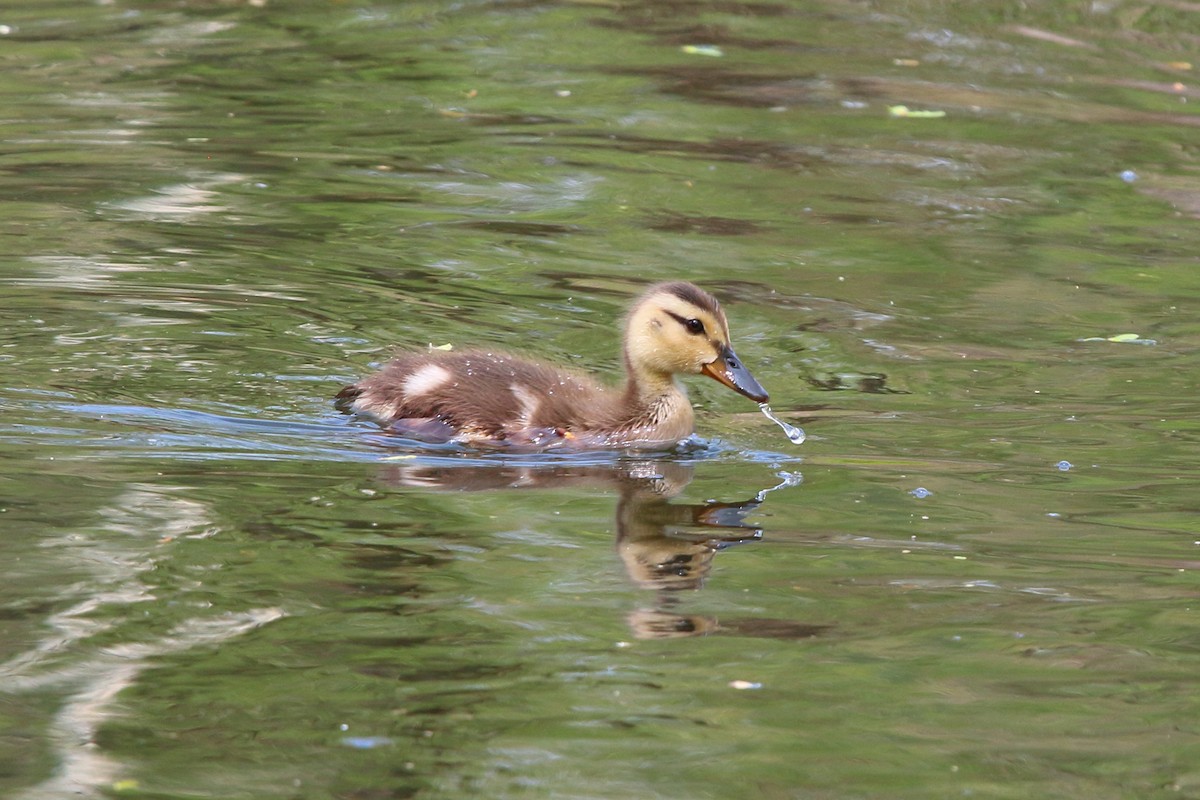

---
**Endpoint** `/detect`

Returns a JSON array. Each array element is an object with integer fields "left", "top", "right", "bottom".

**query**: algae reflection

[{"left": 373, "top": 459, "right": 827, "bottom": 641}]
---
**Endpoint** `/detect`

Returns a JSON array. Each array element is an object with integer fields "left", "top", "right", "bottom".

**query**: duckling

[{"left": 335, "top": 281, "right": 768, "bottom": 450}]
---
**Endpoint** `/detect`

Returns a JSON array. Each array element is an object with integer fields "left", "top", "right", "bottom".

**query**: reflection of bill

[
  {"left": 616, "top": 467, "right": 824, "bottom": 640},
  {"left": 375, "top": 460, "right": 822, "bottom": 641},
  {"left": 615, "top": 465, "right": 766, "bottom": 594}
]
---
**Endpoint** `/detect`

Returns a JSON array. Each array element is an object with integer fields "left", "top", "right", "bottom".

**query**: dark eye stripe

[{"left": 664, "top": 310, "right": 706, "bottom": 336}]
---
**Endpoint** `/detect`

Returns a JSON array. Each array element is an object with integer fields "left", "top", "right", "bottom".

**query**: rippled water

[{"left": 3, "top": 1, "right": 1200, "bottom": 797}]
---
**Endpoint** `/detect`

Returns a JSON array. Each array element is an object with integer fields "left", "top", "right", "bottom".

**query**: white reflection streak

[
  {"left": 12, "top": 609, "right": 283, "bottom": 800},
  {"left": 0, "top": 486, "right": 286, "bottom": 799},
  {"left": 106, "top": 173, "right": 245, "bottom": 219}
]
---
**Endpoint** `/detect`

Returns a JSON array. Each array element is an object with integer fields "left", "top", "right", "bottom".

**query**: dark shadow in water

[
  {"left": 643, "top": 210, "right": 764, "bottom": 236},
  {"left": 806, "top": 371, "right": 907, "bottom": 394},
  {"left": 374, "top": 459, "right": 827, "bottom": 641}
]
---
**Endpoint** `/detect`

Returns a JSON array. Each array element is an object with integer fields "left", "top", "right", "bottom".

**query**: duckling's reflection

[{"left": 375, "top": 459, "right": 828, "bottom": 641}]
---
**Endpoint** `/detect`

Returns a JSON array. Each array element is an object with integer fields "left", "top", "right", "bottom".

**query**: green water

[{"left": 3, "top": 1, "right": 1200, "bottom": 797}]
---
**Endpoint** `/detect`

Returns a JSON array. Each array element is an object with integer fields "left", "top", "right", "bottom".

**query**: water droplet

[{"left": 759, "top": 403, "right": 805, "bottom": 444}]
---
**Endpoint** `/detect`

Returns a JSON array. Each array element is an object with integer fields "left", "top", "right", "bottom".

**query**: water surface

[{"left": 3, "top": 1, "right": 1200, "bottom": 798}]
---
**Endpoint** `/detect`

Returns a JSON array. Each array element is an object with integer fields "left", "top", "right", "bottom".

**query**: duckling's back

[{"left": 335, "top": 350, "right": 616, "bottom": 446}]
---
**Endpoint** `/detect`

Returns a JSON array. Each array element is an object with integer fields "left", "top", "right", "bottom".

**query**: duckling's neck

[
  {"left": 623, "top": 364, "right": 676, "bottom": 402},
  {"left": 615, "top": 355, "right": 695, "bottom": 440},
  {"left": 620, "top": 345, "right": 675, "bottom": 398}
]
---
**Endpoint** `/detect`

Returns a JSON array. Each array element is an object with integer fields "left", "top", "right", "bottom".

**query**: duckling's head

[{"left": 624, "top": 282, "right": 769, "bottom": 403}]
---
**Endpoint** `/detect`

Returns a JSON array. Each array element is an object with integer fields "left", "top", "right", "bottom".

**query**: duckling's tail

[{"left": 333, "top": 384, "right": 363, "bottom": 414}]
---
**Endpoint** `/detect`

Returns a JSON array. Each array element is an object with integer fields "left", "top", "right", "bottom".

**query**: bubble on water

[
  {"left": 1055, "top": 460, "right": 1072, "bottom": 471},
  {"left": 910, "top": 487, "right": 932, "bottom": 498},
  {"left": 758, "top": 403, "right": 805, "bottom": 445},
  {"left": 341, "top": 737, "right": 394, "bottom": 749},
  {"left": 1120, "top": 169, "right": 1138, "bottom": 183}
]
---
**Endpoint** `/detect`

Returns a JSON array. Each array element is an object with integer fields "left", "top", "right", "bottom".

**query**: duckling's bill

[{"left": 700, "top": 344, "right": 768, "bottom": 403}]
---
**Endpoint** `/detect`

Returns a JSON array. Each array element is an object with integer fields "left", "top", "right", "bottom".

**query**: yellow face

[
  {"left": 624, "top": 284, "right": 769, "bottom": 403},
  {"left": 626, "top": 289, "right": 731, "bottom": 375}
]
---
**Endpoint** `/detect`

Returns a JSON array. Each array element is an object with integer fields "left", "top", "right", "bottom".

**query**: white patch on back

[
  {"left": 403, "top": 364, "right": 452, "bottom": 397},
  {"left": 510, "top": 383, "right": 540, "bottom": 426}
]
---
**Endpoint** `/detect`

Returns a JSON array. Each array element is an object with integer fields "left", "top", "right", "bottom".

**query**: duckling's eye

[{"left": 664, "top": 309, "right": 708, "bottom": 336}]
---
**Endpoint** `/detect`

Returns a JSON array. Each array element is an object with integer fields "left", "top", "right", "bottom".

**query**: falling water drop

[{"left": 759, "top": 403, "right": 805, "bottom": 445}]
